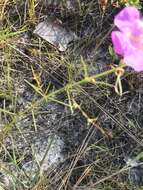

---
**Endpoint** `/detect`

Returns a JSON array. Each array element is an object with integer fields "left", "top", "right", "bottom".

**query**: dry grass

[{"left": 0, "top": 0, "right": 143, "bottom": 190}]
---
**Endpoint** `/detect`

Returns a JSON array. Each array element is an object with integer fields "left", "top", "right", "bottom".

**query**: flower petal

[
  {"left": 114, "top": 7, "right": 140, "bottom": 32},
  {"left": 131, "top": 19, "right": 143, "bottom": 36},
  {"left": 124, "top": 50, "right": 143, "bottom": 71},
  {"left": 111, "top": 31, "right": 134, "bottom": 56}
]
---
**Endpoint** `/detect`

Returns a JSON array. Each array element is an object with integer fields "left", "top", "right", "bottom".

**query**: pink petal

[
  {"left": 131, "top": 19, "right": 143, "bottom": 36},
  {"left": 124, "top": 50, "right": 143, "bottom": 71},
  {"left": 111, "top": 31, "right": 134, "bottom": 56},
  {"left": 114, "top": 7, "right": 140, "bottom": 32}
]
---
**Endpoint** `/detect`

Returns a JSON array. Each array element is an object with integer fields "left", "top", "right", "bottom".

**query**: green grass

[{"left": 0, "top": 0, "right": 143, "bottom": 190}]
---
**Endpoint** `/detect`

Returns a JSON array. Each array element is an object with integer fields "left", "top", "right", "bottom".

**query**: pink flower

[{"left": 111, "top": 7, "right": 143, "bottom": 71}]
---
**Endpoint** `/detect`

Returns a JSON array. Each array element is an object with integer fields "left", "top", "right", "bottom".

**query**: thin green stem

[{"left": 21, "top": 64, "right": 125, "bottom": 115}]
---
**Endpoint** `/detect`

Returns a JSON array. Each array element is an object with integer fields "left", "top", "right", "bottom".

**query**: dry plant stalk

[{"left": 73, "top": 100, "right": 113, "bottom": 138}]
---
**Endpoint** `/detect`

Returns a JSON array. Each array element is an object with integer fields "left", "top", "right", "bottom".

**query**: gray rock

[
  {"left": 1, "top": 135, "right": 64, "bottom": 189},
  {"left": 125, "top": 157, "right": 143, "bottom": 186},
  {"left": 34, "top": 20, "right": 77, "bottom": 51},
  {"left": 22, "top": 135, "right": 64, "bottom": 173},
  {"left": 129, "top": 166, "right": 143, "bottom": 186}
]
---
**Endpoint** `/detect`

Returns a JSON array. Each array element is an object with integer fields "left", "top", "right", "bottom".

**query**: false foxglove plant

[{"left": 111, "top": 6, "right": 143, "bottom": 71}]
